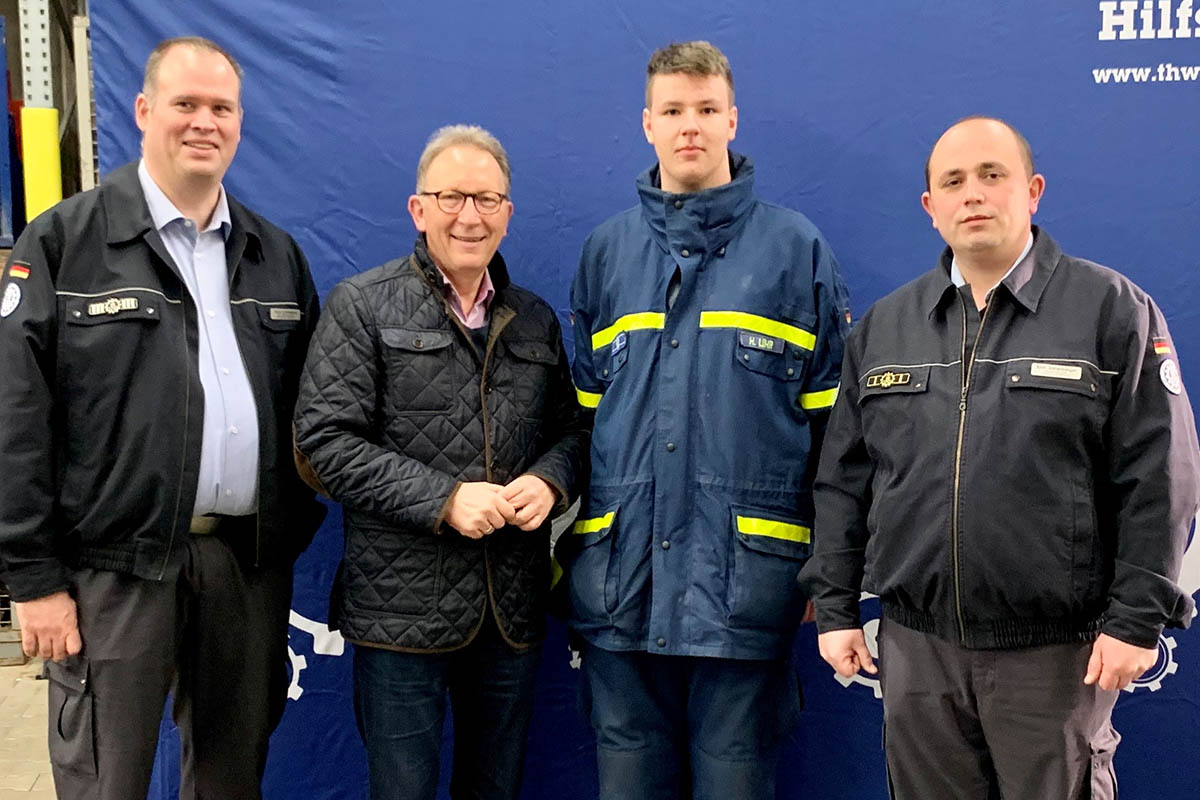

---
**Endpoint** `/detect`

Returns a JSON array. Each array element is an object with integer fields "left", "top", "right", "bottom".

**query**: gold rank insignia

[
  {"left": 866, "top": 370, "right": 911, "bottom": 389},
  {"left": 87, "top": 297, "right": 139, "bottom": 316}
]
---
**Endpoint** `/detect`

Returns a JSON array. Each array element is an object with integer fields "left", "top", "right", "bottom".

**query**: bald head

[{"left": 924, "top": 116, "right": 1033, "bottom": 192}]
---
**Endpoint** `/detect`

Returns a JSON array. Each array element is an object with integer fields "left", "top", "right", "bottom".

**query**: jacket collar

[
  {"left": 411, "top": 234, "right": 512, "bottom": 296},
  {"left": 635, "top": 152, "right": 757, "bottom": 261},
  {"left": 923, "top": 225, "right": 1062, "bottom": 318},
  {"left": 102, "top": 161, "right": 263, "bottom": 266}
]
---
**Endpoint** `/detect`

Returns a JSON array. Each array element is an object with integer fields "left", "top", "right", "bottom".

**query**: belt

[{"left": 189, "top": 514, "right": 252, "bottom": 535}]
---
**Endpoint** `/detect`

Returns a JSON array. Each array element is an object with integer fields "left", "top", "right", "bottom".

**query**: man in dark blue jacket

[
  {"left": 567, "top": 40, "right": 851, "bottom": 799},
  {"left": 800, "top": 116, "right": 1200, "bottom": 799}
]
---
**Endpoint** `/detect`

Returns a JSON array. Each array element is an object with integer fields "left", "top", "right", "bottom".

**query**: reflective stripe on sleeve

[
  {"left": 591, "top": 312, "right": 666, "bottom": 350},
  {"left": 699, "top": 311, "right": 816, "bottom": 351},
  {"left": 799, "top": 385, "right": 839, "bottom": 410},
  {"left": 576, "top": 387, "right": 603, "bottom": 408},
  {"left": 735, "top": 515, "right": 812, "bottom": 544}
]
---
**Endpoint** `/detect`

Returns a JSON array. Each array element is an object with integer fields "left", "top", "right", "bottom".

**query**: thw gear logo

[
  {"left": 286, "top": 610, "right": 346, "bottom": 701},
  {"left": 832, "top": 594, "right": 883, "bottom": 699}
]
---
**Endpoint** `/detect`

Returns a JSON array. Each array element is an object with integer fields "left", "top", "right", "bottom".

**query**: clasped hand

[{"left": 445, "top": 475, "right": 557, "bottom": 538}]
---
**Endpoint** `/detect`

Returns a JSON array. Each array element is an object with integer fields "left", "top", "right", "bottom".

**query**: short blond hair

[{"left": 143, "top": 37, "right": 243, "bottom": 102}]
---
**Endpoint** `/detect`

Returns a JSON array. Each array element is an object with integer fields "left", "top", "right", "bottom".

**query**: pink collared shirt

[{"left": 440, "top": 268, "right": 495, "bottom": 329}]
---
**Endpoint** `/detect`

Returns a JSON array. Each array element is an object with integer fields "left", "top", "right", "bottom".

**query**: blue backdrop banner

[{"left": 86, "top": 2, "right": 1200, "bottom": 798}]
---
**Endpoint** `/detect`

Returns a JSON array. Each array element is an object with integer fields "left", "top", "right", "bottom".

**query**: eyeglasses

[{"left": 418, "top": 190, "right": 508, "bottom": 215}]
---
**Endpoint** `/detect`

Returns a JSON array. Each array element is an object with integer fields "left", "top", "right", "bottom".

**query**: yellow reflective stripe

[
  {"left": 591, "top": 312, "right": 666, "bottom": 350},
  {"left": 735, "top": 515, "right": 811, "bottom": 544},
  {"left": 573, "top": 512, "right": 615, "bottom": 534},
  {"left": 799, "top": 385, "right": 839, "bottom": 410},
  {"left": 699, "top": 311, "right": 816, "bottom": 351},
  {"left": 550, "top": 556, "right": 564, "bottom": 590},
  {"left": 576, "top": 387, "right": 602, "bottom": 408}
]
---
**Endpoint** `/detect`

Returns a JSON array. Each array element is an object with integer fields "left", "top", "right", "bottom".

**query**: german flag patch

[
  {"left": 1153, "top": 338, "right": 1172, "bottom": 356},
  {"left": 8, "top": 263, "right": 30, "bottom": 280}
]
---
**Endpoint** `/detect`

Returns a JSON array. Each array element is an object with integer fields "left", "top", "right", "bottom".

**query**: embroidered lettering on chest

[
  {"left": 1029, "top": 362, "right": 1082, "bottom": 381},
  {"left": 739, "top": 331, "right": 783, "bottom": 354},
  {"left": 866, "top": 371, "right": 910, "bottom": 389},
  {"left": 87, "top": 297, "right": 139, "bottom": 316}
]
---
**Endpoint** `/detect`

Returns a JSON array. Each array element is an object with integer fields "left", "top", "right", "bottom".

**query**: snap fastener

[
  {"left": 413, "top": 338, "right": 424, "bottom": 349},
  {"left": 656, "top": 637, "right": 666, "bottom": 647},
  {"left": 670, "top": 339, "right": 679, "bottom": 348},
  {"left": 673, "top": 200, "right": 683, "bottom": 209},
  {"left": 602, "top": 368, "right": 609, "bottom": 377},
  {"left": 680, "top": 249, "right": 690, "bottom": 258},
  {"left": 1010, "top": 374, "right": 1019, "bottom": 382},
  {"left": 665, "top": 442, "right": 676, "bottom": 452},
  {"left": 661, "top": 540, "right": 670, "bottom": 550},
  {"left": 787, "top": 368, "right": 795, "bottom": 377}
]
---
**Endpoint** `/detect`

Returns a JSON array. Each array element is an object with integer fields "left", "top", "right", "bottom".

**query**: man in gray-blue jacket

[{"left": 801, "top": 116, "right": 1200, "bottom": 799}]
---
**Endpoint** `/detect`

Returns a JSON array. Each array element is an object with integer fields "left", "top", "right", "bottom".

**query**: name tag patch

[
  {"left": 87, "top": 297, "right": 138, "bottom": 316},
  {"left": 1029, "top": 362, "right": 1083, "bottom": 381},
  {"left": 269, "top": 307, "right": 302, "bottom": 321},
  {"left": 738, "top": 331, "right": 783, "bottom": 354},
  {"left": 865, "top": 370, "right": 911, "bottom": 389}
]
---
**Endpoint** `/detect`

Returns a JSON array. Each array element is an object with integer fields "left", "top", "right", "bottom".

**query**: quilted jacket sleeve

[
  {"left": 293, "top": 279, "right": 459, "bottom": 532},
  {"left": 521, "top": 314, "right": 590, "bottom": 516}
]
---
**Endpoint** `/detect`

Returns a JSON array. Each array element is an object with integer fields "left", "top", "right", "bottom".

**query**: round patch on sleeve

[
  {"left": 0, "top": 282, "right": 20, "bottom": 318},
  {"left": 1160, "top": 358, "right": 1183, "bottom": 395}
]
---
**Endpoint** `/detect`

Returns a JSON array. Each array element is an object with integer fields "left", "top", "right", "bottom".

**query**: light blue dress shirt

[
  {"left": 950, "top": 231, "right": 1034, "bottom": 291},
  {"left": 138, "top": 161, "right": 260, "bottom": 516}
]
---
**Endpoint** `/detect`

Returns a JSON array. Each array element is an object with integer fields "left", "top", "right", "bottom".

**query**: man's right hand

[
  {"left": 14, "top": 591, "right": 82, "bottom": 662},
  {"left": 445, "top": 482, "right": 514, "bottom": 539},
  {"left": 817, "top": 628, "right": 877, "bottom": 678}
]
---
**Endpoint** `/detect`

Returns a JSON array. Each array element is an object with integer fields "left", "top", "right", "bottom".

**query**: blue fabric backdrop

[{"left": 86, "top": 2, "right": 1200, "bottom": 797}]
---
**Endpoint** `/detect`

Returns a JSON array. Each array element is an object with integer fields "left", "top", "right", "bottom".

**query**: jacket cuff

[
  {"left": 434, "top": 483, "right": 462, "bottom": 534},
  {"left": 3, "top": 559, "right": 71, "bottom": 603},
  {"left": 1100, "top": 614, "right": 1167, "bottom": 650},
  {"left": 523, "top": 470, "right": 568, "bottom": 517},
  {"left": 814, "top": 602, "right": 862, "bottom": 634}
]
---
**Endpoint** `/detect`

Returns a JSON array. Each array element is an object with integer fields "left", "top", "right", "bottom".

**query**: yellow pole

[{"left": 20, "top": 106, "right": 63, "bottom": 221}]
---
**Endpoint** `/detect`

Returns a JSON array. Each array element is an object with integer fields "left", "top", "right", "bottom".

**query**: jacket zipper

[{"left": 950, "top": 292, "right": 992, "bottom": 643}]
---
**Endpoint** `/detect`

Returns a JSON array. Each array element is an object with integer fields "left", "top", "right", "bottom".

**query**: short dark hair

[
  {"left": 143, "top": 37, "right": 243, "bottom": 102},
  {"left": 645, "top": 40, "right": 734, "bottom": 108},
  {"left": 924, "top": 116, "right": 1035, "bottom": 192}
]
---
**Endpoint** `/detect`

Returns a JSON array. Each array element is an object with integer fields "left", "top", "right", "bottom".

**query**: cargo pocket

[
  {"left": 566, "top": 505, "right": 621, "bottom": 619},
  {"left": 44, "top": 657, "right": 96, "bottom": 777},
  {"left": 727, "top": 506, "right": 811, "bottom": 627}
]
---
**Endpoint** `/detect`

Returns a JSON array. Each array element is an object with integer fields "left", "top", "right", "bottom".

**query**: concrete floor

[{"left": 0, "top": 659, "right": 55, "bottom": 799}]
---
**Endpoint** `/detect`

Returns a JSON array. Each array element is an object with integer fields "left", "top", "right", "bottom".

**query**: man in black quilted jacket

[{"left": 293, "top": 124, "right": 588, "bottom": 800}]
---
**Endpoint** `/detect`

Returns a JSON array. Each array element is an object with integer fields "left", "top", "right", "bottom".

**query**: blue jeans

[
  {"left": 581, "top": 644, "right": 802, "bottom": 800},
  {"left": 353, "top": 613, "right": 542, "bottom": 800}
]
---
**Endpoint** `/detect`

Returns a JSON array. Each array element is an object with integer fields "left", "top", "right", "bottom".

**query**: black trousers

[
  {"left": 878, "top": 618, "right": 1119, "bottom": 800},
  {"left": 46, "top": 531, "right": 293, "bottom": 800}
]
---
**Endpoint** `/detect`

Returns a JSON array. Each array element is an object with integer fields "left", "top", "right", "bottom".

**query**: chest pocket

[
  {"left": 502, "top": 338, "right": 559, "bottom": 419},
  {"left": 733, "top": 328, "right": 807, "bottom": 382},
  {"left": 380, "top": 328, "right": 457, "bottom": 414},
  {"left": 1003, "top": 360, "right": 1108, "bottom": 429}
]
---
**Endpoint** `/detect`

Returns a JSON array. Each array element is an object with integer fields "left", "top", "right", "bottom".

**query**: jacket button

[
  {"left": 413, "top": 338, "right": 424, "bottom": 349},
  {"left": 661, "top": 540, "right": 670, "bottom": 550},
  {"left": 792, "top": 350, "right": 803, "bottom": 360},
  {"left": 656, "top": 637, "right": 666, "bottom": 647},
  {"left": 602, "top": 368, "right": 610, "bottom": 377},
  {"left": 665, "top": 442, "right": 675, "bottom": 452},
  {"left": 718, "top": 247, "right": 725, "bottom": 256},
  {"left": 484, "top": 382, "right": 492, "bottom": 393},
  {"left": 670, "top": 339, "right": 679, "bottom": 348},
  {"left": 674, "top": 200, "right": 683, "bottom": 209},
  {"left": 680, "top": 249, "right": 690, "bottom": 258},
  {"left": 787, "top": 368, "right": 795, "bottom": 377},
  {"left": 743, "top": 354, "right": 750, "bottom": 362}
]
